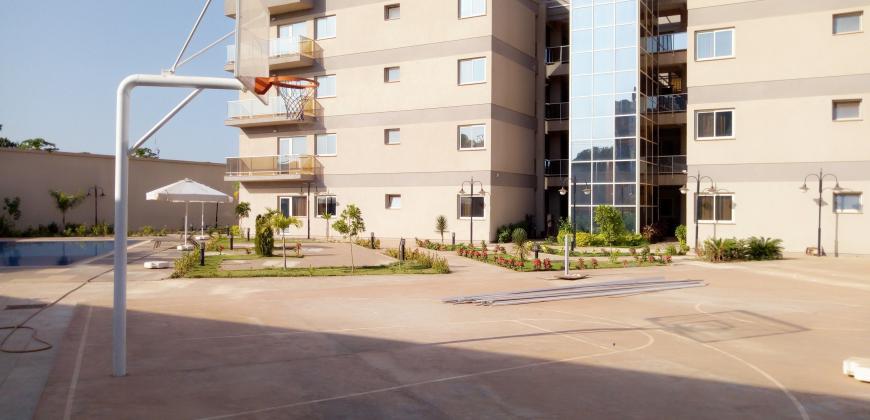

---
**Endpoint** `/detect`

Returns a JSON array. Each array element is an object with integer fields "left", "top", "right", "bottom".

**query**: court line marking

[
  {"left": 512, "top": 319, "right": 611, "bottom": 350},
  {"left": 544, "top": 307, "right": 809, "bottom": 420},
  {"left": 63, "top": 306, "right": 92, "bottom": 420},
  {"left": 196, "top": 317, "right": 655, "bottom": 420}
]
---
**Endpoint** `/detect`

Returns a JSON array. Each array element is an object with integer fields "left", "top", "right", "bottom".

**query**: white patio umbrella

[{"left": 146, "top": 178, "right": 233, "bottom": 249}]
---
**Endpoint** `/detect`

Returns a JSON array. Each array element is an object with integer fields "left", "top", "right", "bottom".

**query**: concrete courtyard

[{"left": 1, "top": 239, "right": 869, "bottom": 419}]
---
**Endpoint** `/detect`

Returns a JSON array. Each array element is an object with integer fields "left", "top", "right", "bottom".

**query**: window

[
  {"left": 316, "top": 134, "right": 337, "bottom": 156},
  {"left": 834, "top": 192, "right": 862, "bottom": 213},
  {"left": 385, "top": 4, "right": 400, "bottom": 20},
  {"left": 384, "top": 66, "right": 400, "bottom": 83},
  {"left": 459, "top": 0, "right": 486, "bottom": 18},
  {"left": 315, "top": 15, "right": 336, "bottom": 40},
  {"left": 385, "top": 128, "right": 400, "bottom": 145},
  {"left": 833, "top": 100, "right": 861, "bottom": 121},
  {"left": 316, "top": 196, "right": 337, "bottom": 217},
  {"left": 386, "top": 194, "right": 402, "bottom": 209},
  {"left": 280, "top": 196, "right": 308, "bottom": 218},
  {"left": 458, "top": 57, "right": 486, "bottom": 85},
  {"left": 458, "top": 124, "right": 485, "bottom": 150},
  {"left": 458, "top": 195, "right": 485, "bottom": 218},
  {"left": 696, "top": 28, "right": 734, "bottom": 60},
  {"left": 315, "top": 75, "right": 336, "bottom": 98},
  {"left": 696, "top": 109, "right": 734, "bottom": 139},
  {"left": 279, "top": 136, "right": 306, "bottom": 156},
  {"left": 834, "top": 12, "right": 862, "bottom": 34},
  {"left": 698, "top": 194, "right": 733, "bottom": 223}
]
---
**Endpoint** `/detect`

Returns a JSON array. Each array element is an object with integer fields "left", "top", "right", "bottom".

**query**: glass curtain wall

[{"left": 569, "top": 0, "right": 657, "bottom": 233}]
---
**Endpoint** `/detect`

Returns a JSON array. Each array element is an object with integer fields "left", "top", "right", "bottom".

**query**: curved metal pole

[{"left": 114, "top": 74, "right": 242, "bottom": 377}]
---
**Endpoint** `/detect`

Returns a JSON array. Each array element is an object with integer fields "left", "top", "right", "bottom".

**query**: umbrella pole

[
  {"left": 184, "top": 201, "right": 189, "bottom": 244},
  {"left": 201, "top": 202, "right": 205, "bottom": 237}
]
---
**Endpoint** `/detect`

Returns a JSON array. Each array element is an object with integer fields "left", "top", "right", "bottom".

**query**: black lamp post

[
  {"left": 558, "top": 176, "right": 590, "bottom": 250},
  {"left": 86, "top": 185, "right": 106, "bottom": 226},
  {"left": 800, "top": 169, "right": 841, "bottom": 257},
  {"left": 679, "top": 171, "right": 717, "bottom": 252},
  {"left": 459, "top": 177, "right": 486, "bottom": 245}
]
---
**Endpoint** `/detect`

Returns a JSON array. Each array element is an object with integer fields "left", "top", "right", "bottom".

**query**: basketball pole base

[{"left": 113, "top": 74, "right": 242, "bottom": 377}]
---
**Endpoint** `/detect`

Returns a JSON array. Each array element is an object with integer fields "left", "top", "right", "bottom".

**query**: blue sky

[{"left": 0, "top": 1, "right": 239, "bottom": 163}]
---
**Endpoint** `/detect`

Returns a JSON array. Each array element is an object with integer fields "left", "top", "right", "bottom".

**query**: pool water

[{"left": 0, "top": 241, "right": 118, "bottom": 267}]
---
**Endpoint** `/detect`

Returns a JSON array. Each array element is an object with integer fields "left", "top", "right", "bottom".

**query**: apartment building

[
  {"left": 224, "top": 0, "right": 869, "bottom": 254},
  {"left": 684, "top": 0, "right": 870, "bottom": 254},
  {"left": 224, "top": 0, "right": 540, "bottom": 241}
]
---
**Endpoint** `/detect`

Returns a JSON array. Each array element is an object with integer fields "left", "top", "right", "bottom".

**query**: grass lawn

[{"left": 185, "top": 254, "right": 446, "bottom": 278}]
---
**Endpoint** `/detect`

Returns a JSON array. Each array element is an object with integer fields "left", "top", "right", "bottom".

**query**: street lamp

[
  {"left": 800, "top": 169, "right": 841, "bottom": 257},
  {"left": 559, "top": 176, "right": 591, "bottom": 250},
  {"left": 679, "top": 170, "right": 718, "bottom": 252},
  {"left": 459, "top": 177, "right": 486, "bottom": 245},
  {"left": 86, "top": 185, "right": 106, "bottom": 226}
]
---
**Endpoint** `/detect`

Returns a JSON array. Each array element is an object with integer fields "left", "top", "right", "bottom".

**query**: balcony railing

[
  {"left": 546, "top": 45, "right": 569, "bottom": 64},
  {"left": 226, "top": 155, "right": 316, "bottom": 178},
  {"left": 227, "top": 96, "right": 319, "bottom": 120},
  {"left": 544, "top": 159, "right": 569, "bottom": 177},
  {"left": 646, "top": 32, "right": 688, "bottom": 53},
  {"left": 545, "top": 102, "right": 569, "bottom": 120},
  {"left": 647, "top": 93, "right": 687, "bottom": 113},
  {"left": 656, "top": 155, "right": 687, "bottom": 174},
  {"left": 226, "top": 36, "right": 315, "bottom": 63}
]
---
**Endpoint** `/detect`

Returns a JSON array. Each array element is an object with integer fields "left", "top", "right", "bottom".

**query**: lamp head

[
  {"left": 799, "top": 184, "right": 809, "bottom": 193},
  {"left": 582, "top": 186, "right": 591, "bottom": 195},
  {"left": 478, "top": 188, "right": 486, "bottom": 196},
  {"left": 833, "top": 183, "right": 843, "bottom": 191},
  {"left": 559, "top": 187, "right": 567, "bottom": 196},
  {"left": 679, "top": 186, "right": 689, "bottom": 195},
  {"left": 459, "top": 186, "right": 466, "bottom": 194}
]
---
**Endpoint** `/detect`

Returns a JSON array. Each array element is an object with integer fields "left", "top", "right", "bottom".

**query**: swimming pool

[{"left": 0, "top": 241, "right": 119, "bottom": 267}]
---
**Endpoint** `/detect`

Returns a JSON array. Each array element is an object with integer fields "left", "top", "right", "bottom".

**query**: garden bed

[{"left": 455, "top": 246, "right": 671, "bottom": 272}]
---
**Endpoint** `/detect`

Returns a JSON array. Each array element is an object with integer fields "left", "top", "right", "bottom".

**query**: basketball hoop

[{"left": 254, "top": 76, "right": 319, "bottom": 120}]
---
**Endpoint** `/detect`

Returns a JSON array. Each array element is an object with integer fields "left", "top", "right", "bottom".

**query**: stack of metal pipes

[{"left": 442, "top": 277, "right": 705, "bottom": 306}]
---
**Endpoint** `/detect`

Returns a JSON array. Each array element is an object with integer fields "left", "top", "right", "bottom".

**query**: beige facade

[
  {"left": 0, "top": 149, "right": 236, "bottom": 232},
  {"left": 687, "top": 0, "right": 870, "bottom": 253},
  {"left": 228, "top": 0, "right": 541, "bottom": 241}
]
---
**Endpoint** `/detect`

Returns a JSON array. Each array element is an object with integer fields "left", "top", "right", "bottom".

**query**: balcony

[
  {"left": 647, "top": 32, "right": 687, "bottom": 68},
  {"left": 544, "top": 159, "right": 569, "bottom": 177},
  {"left": 225, "top": 97, "right": 320, "bottom": 128},
  {"left": 545, "top": 45, "right": 569, "bottom": 77},
  {"left": 656, "top": 155, "right": 687, "bottom": 174},
  {"left": 647, "top": 93, "right": 687, "bottom": 126},
  {"left": 224, "top": 0, "right": 313, "bottom": 17},
  {"left": 544, "top": 102, "right": 568, "bottom": 132},
  {"left": 225, "top": 155, "right": 316, "bottom": 182},
  {"left": 225, "top": 37, "right": 317, "bottom": 72}
]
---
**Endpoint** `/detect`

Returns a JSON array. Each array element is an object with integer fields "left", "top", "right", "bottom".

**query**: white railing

[
  {"left": 226, "top": 36, "right": 313, "bottom": 63},
  {"left": 227, "top": 97, "right": 286, "bottom": 119}
]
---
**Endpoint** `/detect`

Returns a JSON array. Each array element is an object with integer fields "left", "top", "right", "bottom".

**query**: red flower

[
  {"left": 533, "top": 259, "right": 542, "bottom": 270},
  {"left": 543, "top": 258, "right": 552, "bottom": 269}
]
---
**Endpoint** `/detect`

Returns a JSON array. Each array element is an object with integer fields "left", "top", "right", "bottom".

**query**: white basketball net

[{"left": 277, "top": 84, "right": 315, "bottom": 120}]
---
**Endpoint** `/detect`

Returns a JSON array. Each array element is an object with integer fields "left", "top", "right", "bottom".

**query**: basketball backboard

[{"left": 234, "top": 0, "right": 270, "bottom": 105}]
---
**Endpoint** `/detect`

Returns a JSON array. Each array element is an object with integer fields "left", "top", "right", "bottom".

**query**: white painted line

[
  {"left": 512, "top": 319, "right": 611, "bottom": 350},
  {"left": 63, "top": 306, "right": 93, "bottom": 420}
]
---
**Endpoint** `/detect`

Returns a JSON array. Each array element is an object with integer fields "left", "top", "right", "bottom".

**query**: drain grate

[{"left": 4, "top": 303, "right": 48, "bottom": 310}]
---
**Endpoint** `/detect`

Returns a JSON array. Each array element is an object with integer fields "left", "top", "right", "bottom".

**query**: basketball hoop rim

[{"left": 254, "top": 75, "right": 319, "bottom": 95}]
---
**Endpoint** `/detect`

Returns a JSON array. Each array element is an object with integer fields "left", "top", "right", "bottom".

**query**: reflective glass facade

[{"left": 569, "top": 0, "right": 657, "bottom": 233}]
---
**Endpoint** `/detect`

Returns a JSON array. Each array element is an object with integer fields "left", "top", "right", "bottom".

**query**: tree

[
  {"left": 269, "top": 211, "right": 303, "bottom": 269},
  {"left": 332, "top": 204, "right": 365, "bottom": 273},
  {"left": 49, "top": 190, "right": 85, "bottom": 228},
  {"left": 511, "top": 227, "right": 531, "bottom": 262},
  {"left": 321, "top": 211, "right": 333, "bottom": 240},
  {"left": 0, "top": 138, "right": 17, "bottom": 148},
  {"left": 435, "top": 215, "right": 448, "bottom": 243},
  {"left": 18, "top": 138, "right": 57, "bottom": 152},
  {"left": 593, "top": 205, "right": 626, "bottom": 248},
  {"left": 254, "top": 213, "right": 274, "bottom": 256},
  {"left": 3, "top": 197, "right": 21, "bottom": 222},
  {"left": 234, "top": 201, "right": 251, "bottom": 231},
  {"left": 131, "top": 147, "right": 158, "bottom": 159}
]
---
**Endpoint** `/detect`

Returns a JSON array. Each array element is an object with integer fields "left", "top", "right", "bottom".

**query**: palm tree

[
  {"left": 435, "top": 215, "right": 448, "bottom": 243},
  {"left": 235, "top": 201, "right": 251, "bottom": 234},
  {"left": 321, "top": 211, "right": 333, "bottom": 240},
  {"left": 512, "top": 227, "right": 531, "bottom": 262},
  {"left": 269, "top": 210, "right": 303, "bottom": 269},
  {"left": 49, "top": 190, "right": 85, "bottom": 228}
]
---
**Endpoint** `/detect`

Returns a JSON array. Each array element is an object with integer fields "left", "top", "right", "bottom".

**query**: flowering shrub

[
  {"left": 543, "top": 258, "right": 552, "bottom": 270},
  {"left": 590, "top": 258, "right": 599, "bottom": 269},
  {"left": 647, "top": 255, "right": 655, "bottom": 264},
  {"left": 665, "top": 255, "right": 672, "bottom": 264},
  {"left": 533, "top": 259, "right": 542, "bottom": 270},
  {"left": 576, "top": 257, "right": 585, "bottom": 270}
]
